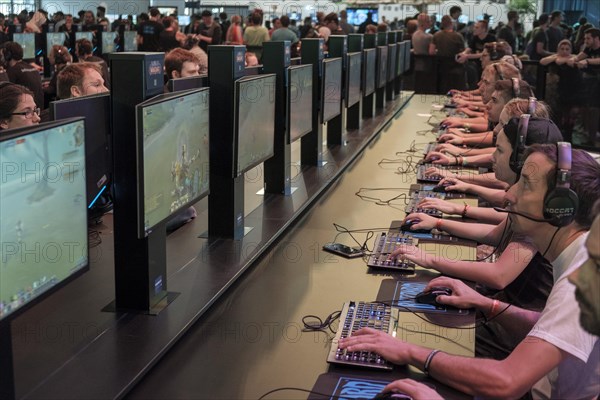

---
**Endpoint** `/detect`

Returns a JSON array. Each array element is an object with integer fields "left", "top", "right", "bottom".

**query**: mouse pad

[{"left": 377, "top": 278, "right": 471, "bottom": 315}]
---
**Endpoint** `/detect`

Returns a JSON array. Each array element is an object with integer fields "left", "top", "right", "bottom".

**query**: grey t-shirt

[{"left": 412, "top": 29, "right": 432, "bottom": 55}]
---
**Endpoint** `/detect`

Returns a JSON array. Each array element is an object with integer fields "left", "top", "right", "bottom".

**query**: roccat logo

[{"left": 547, "top": 208, "right": 575, "bottom": 214}]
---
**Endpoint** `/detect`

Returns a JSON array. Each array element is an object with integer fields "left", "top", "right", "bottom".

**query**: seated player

[
  {"left": 75, "top": 38, "right": 111, "bottom": 89},
  {"left": 0, "top": 82, "right": 41, "bottom": 130},
  {"left": 56, "top": 62, "right": 109, "bottom": 99},
  {"left": 0, "top": 41, "right": 44, "bottom": 109},
  {"left": 341, "top": 145, "right": 600, "bottom": 399},
  {"left": 165, "top": 47, "right": 202, "bottom": 81}
]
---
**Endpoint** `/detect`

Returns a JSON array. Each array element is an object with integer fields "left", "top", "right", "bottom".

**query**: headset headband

[
  {"left": 528, "top": 97, "right": 537, "bottom": 114},
  {"left": 512, "top": 77, "right": 520, "bottom": 98},
  {"left": 556, "top": 142, "right": 572, "bottom": 190},
  {"left": 493, "top": 63, "right": 504, "bottom": 80}
]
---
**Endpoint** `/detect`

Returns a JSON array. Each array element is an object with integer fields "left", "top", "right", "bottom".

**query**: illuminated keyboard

[
  {"left": 367, "top": 232, "right": 416, "bottom": 272},
  {"left": 327, "top": 301, "right": 396, "bottom": 370},
  {"left": 416, "top": 163, "right": 443, "bottom": 182},
  {"left": 405, "top": 195, "right": 443, "bottom": 217}
]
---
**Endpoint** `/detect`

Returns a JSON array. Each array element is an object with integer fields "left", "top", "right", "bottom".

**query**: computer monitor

[
  {"left": 396, "top": 41, "right": 404, "bottom": 78},
  {"left": 167, "top": 74, "right": 208, "bottom": 92},
  {"left": 178, "top": 15, "right": 191, "bottom": 27},
  {"left": 233, "top": 74, "right": 276, "bottom": 177},
  {"left": 123, "top": 31, "right": 138, "bottom": 51},
  {"left": 346, "top": 8, "right": 378, "bottom": 26},
  {"left": 101, "top": 31, "right": 118, "bottom": 54},
  {"left": 346, "top": 52, "right": 362, "bottom": 107},
  {"left": 75, "top": 31, "right": 94, "bottom": 43},
  {"left": 387, "top": 44, "right": 397, "bottom": 83},
  {"left": 404, "top": 41, "right": 411, "bottom": 73},
  {"left": 0, "top": 118, "right": 89, "bottom": 322},
  {"left": 321, "top": 57, "right": 342, "bottom": 123},
  {"left": 135, "top": 88, "right": 210, "bottom": 238},
  {"left": 288, "top": 64, "right": 313, "bottom": 143},
  {"left": 46, "top": 32, "right": 67, "bottom": 55},
  {"left": 12, "top": 33, "right": 36, "bottom": 59},
  {"left": 50, "top": 93, "right": 112, "bottom": 210},
  {"left": 376, "top": 46, "right": 388, "bottom": 89},
  {"left": 152, "top": 6, "right": 178, "bottom": 16},
  {"left": 363, "top": 48, "right": 376, "bottom": 96}
]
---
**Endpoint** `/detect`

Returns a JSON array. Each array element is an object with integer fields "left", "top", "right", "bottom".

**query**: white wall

[{"left": 41, "top": 0, "right": 150, "bottom": 17}]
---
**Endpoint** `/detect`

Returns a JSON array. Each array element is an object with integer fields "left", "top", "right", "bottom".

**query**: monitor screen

[
  {"left": 178, "top": 16, "right": 191, "bottom": 27},
  {"left": 46, "top": 32, "right": 67, "bottom": 55},
  {"left": 288, "top": 64, "right": 313, "bottom": 143},
  {"left": 346, "top": 8, "right": 378, "bottom": 26},
  {"left": 124, "top": 31, "right": 138, "bottom": 52},
  {"left": 13, "top": 33, "right": 36, "bottom": 59},
  {"left": 153, "top": 6, "right": 178, "bottom": 16},
  {"left": 387, "top": 44, "right": 397, "bottom": 82},
  {"left": 0, "top": 118, "right": 89, "bottom": 322},
  {"left": 101, "top": 31, "right": 118, "bottom": 54},
  {"left": 376, "top": 46, "right": 388, "bottom": 89},
  {"left": 346, "top": 52, "right": 362, "bottom": 107},
  {"left": 167, "top": 74, "right": 208, "bottom": 92},
  {"left": 50, "top": 93, "right": 111, "bottom": 209},
  {"left": 234, "top": 74, "right": 276, "bottom": 177},
  {"left": 75, "top": 31, "right": 94, "bottom": 43},
  {"left": 136, "top": 88, "right": 210, "bottom": 238},
  {"left": 322, "top": 57, "right": 342, "bottom": 123},
  {"left": 363, "top": 48, "right": 376, "bottom": 96}
]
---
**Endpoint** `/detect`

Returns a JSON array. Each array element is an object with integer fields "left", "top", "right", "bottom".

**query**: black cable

[
  {"left": 355, "top": 188, "right": 411, "bottom": 206},
  {"left": 257, "top": 387, "right": 344, "bottom": 400},
  {"left": 88, "top": 229, "right": 102, "bottom": 248},
  {"left": 542, "top": 227, "right": 561, "bottom": 258}
]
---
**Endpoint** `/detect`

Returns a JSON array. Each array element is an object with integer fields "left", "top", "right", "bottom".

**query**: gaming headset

[
  {"left": 493, "top": 63, "right": 504, "bottom": 80},
  {"left": 528, "top": 97, "right": 537, "bottom": 114},
  {"left": 489, "top": 42, "right": 499, "bottom": 60},
  {"left": 543, "top": 142, "right": 579, "bottom": 227},
  {"left": 509, "top": 114, "right": 530, "bottom": 173}
]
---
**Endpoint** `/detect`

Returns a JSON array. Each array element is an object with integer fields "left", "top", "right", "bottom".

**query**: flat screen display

[
  {"left": 168, "top": 74, "right": 208, "bottom": 92},
  {"left": 124, "top": 31, "right": 138, "bottom": 51},
  {"left": 288, "top": 64, "right": 313, "bottom": 143},
  {"left": 0, "top": 118, "right": 89, "bottom": 322},
  {"left": 376, "top": 46, "right": 388, "bottom": 89},
  {"left": 136, "top": 88, "right": 210, "bottom": 237},
  {"left": 346, "top": 8, "right": 378, "bottom": 26},
  {"left": 404, "top": 40, "right": 411, "bottom": 73},
  {"left": 13, "top": 33, "right": 36, "bottom": 59},
  {"left": 387, "top": 44, "right": 397, "bottom": 82},
  {"left": 346, "top": 52, "right": 362, "bottom": 107},
  {"left": 363, "top": 48, "right": 376, "bottom": 96},
  {"left": 46, "top": 32, "right": 67, "bottom": 55},
  {"left": 75, "top": 31, "right": 94, "bottom": 43},
  {"left": 396, "top": 41, "right": 404, "bottom": 77},
  {"left": 322, "top": 57, "right": 342, "bottom": 123},
  {"left": 101, "top": 31, "right": 118, "bottom": 54},
  {"left": 234, "top": 74, "right": 276, "bottom": 176}
]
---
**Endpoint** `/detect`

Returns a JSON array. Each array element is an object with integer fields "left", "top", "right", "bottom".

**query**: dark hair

[
  {"left": 0, "top": 83, "right": 33, "bottom": 125},
  {"left": 478, "top": 19, "right": 489, "bottom": 30},
  {"left": 585, "top": 28, "right": 600, "bottom": 39},
  {"left": 507, "top": 11, "right": 518, "bottom": 21},
  {"left": 538, "top": 14, "right": 549, "bottom": 25},
  {"left": 1, "top": 41, "right": 24, "bottom": 61},
  {"left": 323, "top": 12, "right": 338, "bottom": 26},
  {"left": 162, "top": 16, "right": 175, "bottom": 28},
  {"left": 550, "top": 10, "right": 562, "bottom": 21},
  {"left": 201, "top": 10, "right": 212, "bottom": 18},
  {"left": 219, "top": 12, "right": 227, "bottom": 20},
  {"left": 75, "top": 38, "right": 93, "bottom": 57},
  {"left": 523, "top": 144, "right": 600, "bottom": 229},
  {"left": 280, "top": 15, "right": 290, "bottom": 27},
  {"left": 251, "top": 12, "right": 262, "bottom": 25},
  {"left": 149, "top": 8, "right": 160, "bottom": 18},
  {"left": 449, "top": 6, "right": 462, "bottom": 15},
  {"left": 503, "top": 118, "right": 563, "bottom": 152}
]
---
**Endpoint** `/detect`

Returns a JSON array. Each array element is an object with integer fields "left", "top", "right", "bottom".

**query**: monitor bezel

[
  {"left": 346, "top": 52, "right": 362, "bottom": 108},
  {"left": 321, "top": 57, "right": 342, "bottom": 123},
  {"left": 0, "top": 117, "right": 90, "bottom": 323},
  {"left": 233, "top": 74, "right": 277, "bottom": 177},
  {"left": 12, "top": 32, "right": 37, "bottom": 60},
  {"left": 403, "top": 41, "right": 411, "bottom": 73},
  {"left": 396, "top": 41, "right": 404, "bottom": 78},
  {"left": 45, "top": 32, "right": 67, "bottom": 55},
  {"left": 135, "top": 87, "right": 211, "bottom": 238},
  {"left": 101, "top": 31, "right": 118, "bottom": 54},
  {"left": 376, "top": 45, "right": 388, "bottom": 89},
  {"left": 387, "top": 44, "right": 397, "bottom": 83},
  {"left": 167, "top": 74, "right": 209, "bottom": 92},
  {"left": 287, "top": 64, "right": 313, "bottom": 143},
  {"left": 363, "top": 48, "right": 376, "bottom": 96}
]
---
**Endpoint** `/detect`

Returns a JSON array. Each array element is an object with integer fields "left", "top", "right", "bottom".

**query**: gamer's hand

[
  {"left": 425, "top": 151, "right": 454, "bottom": 165},
  {"left": 403, "top": 213, "right": 437, "bottom": 230},
  {"left": 437, "top": 134, "right": 464, "bottom": 145},
  {"left": 434, "top": 143, "right": 464, "bottom": 156},
  {"left": 440, "top": 117, "right": 464, "bottom": 128},
  {"left": 338, "top": 327, "right": 409, "bottom": 364},
  {"left": 425, "top": 276, "right": 487, "bottom": 310},
  {"left": 383, "top": 379, "right": 444, "bottom": 400},
  {"left": 389, "top": 244, "right": 433, "bottom": 268},
  {"left": 577, "top": 60, "right": 589, "bottom": 69},
  {"left": 418, "top": 198, "right": 462, "bottom": 215},
  {"left": 425, "top": 167, "right": 456, "bottom": 179},
  {"left": 437, "top": 177, "right": 471, "bottom": 193}
]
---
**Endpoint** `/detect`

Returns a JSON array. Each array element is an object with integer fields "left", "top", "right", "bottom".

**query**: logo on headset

[{"left": 546, "top": 207, "right": 575, "bottom": 215}]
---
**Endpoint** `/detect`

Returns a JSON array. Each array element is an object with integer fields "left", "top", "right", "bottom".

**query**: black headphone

[
  {"left": 509, "top": 114, "right": 530, "bottom": 173},
  {"left": 511, "top": 77, "right": 520, "bottom": 98},
  {"left": 494, "top": 63, "right": 504, "bottom": 80},
  {"left": 1, "top": 44, "right": 13, "bottom": 63},
  {"left": 489, "top": 42, "right": 498, "bottom": 60},
  {"left": 528, "top": 97, "right": 537, "bottom": 114},
  {"left": 543, "top": 142, "right": 579, "bottom": 227}
]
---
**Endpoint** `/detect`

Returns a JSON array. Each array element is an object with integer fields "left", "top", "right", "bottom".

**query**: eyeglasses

[{"left": 11, "top": 108, "right": 41, "bottom": 119}]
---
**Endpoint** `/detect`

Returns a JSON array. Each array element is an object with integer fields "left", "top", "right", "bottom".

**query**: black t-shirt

[
  {"left": 583, "top": 46, "right": 600, "bottom": 77},
  {"left": 497, "top": 25, "right": 516, "bottom": 53},
  {"left": 137, "top": 20, "right": 164, "bottom": 52},
  {"left": 527, "top": 28, "right": 547, "bottom": 61},
  {"left": 7, "top": 61, "right": 44, "bottom": 109},
  {"left": 159, "top": 31, "right": 180, "bottom": 53},
  {"left": 198, "top": 21, "right": 222, "bottom": 52},
  {"left": 469, "top": 33, "right": 496, "bottom": 53},
  {"left": 546, "top": 26, "right": 564, "bottom": 53}
]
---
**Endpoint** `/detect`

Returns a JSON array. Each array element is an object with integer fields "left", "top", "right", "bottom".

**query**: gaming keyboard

[
  {"left": 423, "top": 142, "right": 438, "bottom": 155},
  {"left": 327, "top": 301, "right": 396, "bottom": 370},
  {"left": 405, "top": 193, "right": 443, "bottom": 217},
  {"left": 367, "top": 232, "right": 416, "bottom": 271},
  {"left": 416, "top": 163, "right": 443, "bottom": 182}
]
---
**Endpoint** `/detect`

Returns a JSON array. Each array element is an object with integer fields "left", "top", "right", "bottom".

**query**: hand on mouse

[
  {"left": 437, "top": 133, "right": 464, "bottom": 145},
  {"left": 382, "top": 379, "right": 444, "bottom": 400},
  {"left": 424, "top": 151, "right": 452, "bottom": 165},
  {"left": 424, "top": 166, "right": 456, "bottom": 179},
  {"left": 338, "top": 327, "right": 409, "bottom": 364},
  {"left": 425, "top": 277, "right": 488, "bottom": 310},
  {"left": 434, "top": 143, "right": 463, "bottom": 156},
  {"left": 440, "top": 117, "right": 463, "bottom": 128},
  {"left": 418, "top": 198, "right": 462, "bottom": 215},
  {"left": 437, "top": 177, "right": 471, "bottom": 193},
  {"left": 388, "top": 243, "right": 433, "bottom": 268},
  {"left": 404, "top": 213, "right": 437, "bottom": 230}
]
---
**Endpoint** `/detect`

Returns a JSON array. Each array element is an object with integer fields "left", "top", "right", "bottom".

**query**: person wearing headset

[
  {"left": 0, "top": 82, "right": 41, "bottom": 130},
  {"left": 0, "top": 41, "right": 44, "bottom": 109},
  {"left": 340, "top": 143, "right": 600, "bottom": 399}
]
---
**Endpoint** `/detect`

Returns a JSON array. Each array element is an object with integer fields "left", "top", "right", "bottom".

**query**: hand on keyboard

[
  {"left": 388, "top": 243, "right": 432, "bottom": 268},
  {"left": 418, "top": 197, "right": 462, "bottom": 215},
  {"left": 338, "top": 327, "right": 409, "bottom": 365}
]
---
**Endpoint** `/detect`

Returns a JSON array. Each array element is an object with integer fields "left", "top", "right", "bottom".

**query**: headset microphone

[{"left": 493, "top": 207, "right": 554, "bottom": 223}]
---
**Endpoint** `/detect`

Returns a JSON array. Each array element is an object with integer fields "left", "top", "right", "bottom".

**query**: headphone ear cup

[{"left": 543, "top": 187, "right": 579, "bottom": 227}]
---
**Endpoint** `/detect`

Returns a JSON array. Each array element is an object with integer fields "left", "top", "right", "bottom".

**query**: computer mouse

[
  {"left": 415, "top": 286, "right": 453, "bottom": 306},
  {"left": 432, "top": 185, "right": 447, "bottom": 193},
  {"left": 372, "top": 392, "right": 411, "bottom": 400},
  {"left": 399, "top": 220, "right": 431, "bottom": 234}
]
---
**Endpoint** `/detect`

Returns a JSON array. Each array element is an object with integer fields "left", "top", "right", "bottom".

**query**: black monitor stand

[
  {"left": 347, "top": 34, "right": 363, "bottom": 131},
  {"left": 327, "top": 35, "right": 348, "bottom": 146},
  {"left": 386, "top": 32, "right": 397, "bottom": 102},
  {"left": 362, "top": 34, "right": 376, "bottom": 119},
  {"left": 262, "top": 41, "right": 294, "bottom": 195},
  {"left": 300, "top": 38, "right": 326, "bottom": 167},
  {"left": 0, "top": 321, "right": 15, "bottom": 399}
]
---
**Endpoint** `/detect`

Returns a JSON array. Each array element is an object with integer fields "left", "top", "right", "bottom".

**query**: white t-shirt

[{"left": 528, "top": 233, "right": 600, "bottom": 399}]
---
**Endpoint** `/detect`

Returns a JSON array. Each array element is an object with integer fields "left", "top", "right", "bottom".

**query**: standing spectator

[
  {"left": 412, "top": 13, "right": 432, "bottom": 55},
  {"left": 182, "top": 35, "right": 208, "bottom": 74},
  {"left": 269, "top": 18, "right": 281, "bottom": 37},
  {"left": 357, "top": 12, "right": 375, "bottom": 34},
  {"left": 243, "top": 12, "right": 269, "bottom": 61},
  {"left": 159, "top": 16, "right": 184, "bottom": 52},
  {"left": 300, "top": 16, "right": 313, "bottom": 38},
  {"left": 53, "top": 11, "right": 66, "bottom": 31},
  {"left": 225, "top": 15, "right": 243, "bottom": 45},
  {"left": 271, "top": 15, "right": 299, "bottom": 43},
  {"left": 185, "top": 14, "right": 201, "bottom": 34},
  {"left": 429, "top": 14, "right": 439, "bottom": 34},
  {"left": 449, "top": 5, "right": 462, "bottom": 31},
  {"left": 288, "top": 19, "right": 300, "bottom": 39},
  {"left": 196, "top": 10, "right": 222, "bottom": 52},
  {"left": 1, "top": 41, "right": 44, "bottom": 109},
  {"left": 526, "top": 14, "right": 553, "bottom": 61},
  {"left": 82, "top": 10, "right": 96, "bottom": 29},
  {"left": 497, "top": 11, "right": 518, "bottom": 52},
  {"left": 137, "top": 8, "right": 164, "bottom": 52},
  {"left": 457, "top": 20, "right": 496, "bottom": 86},
  {"left": 219, "top": 12, "right": 230, "bottom": 43},
  {"left": 430, "top": 15, "right": 466, "bottom": 91},
  {"left": 339, "top": 10, "right": 354, "bottom": 35},
  {"left": 547, "top": 11, "right": 564, "bottom": 52},
  {"left": 323, "top": 13, "right": 344, "bottom": 36},
  {"left": 402, "top": 20, "right": 417, "bottom": 42}
]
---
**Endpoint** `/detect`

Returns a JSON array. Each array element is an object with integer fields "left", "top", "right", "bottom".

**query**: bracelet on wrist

[
  {"left": 435, "top": 218, "right": 443, "bottom": 231},
  {"left": 424, "top": 349, "right": 442, "bottom": 376},
  {"left": 462, "top": 156, "right": 468, "bottom": 166},
  {"left": 488, "top": 299, "right": 500, "bottom": 319},
  {"left": 461, "top": 203, "right": 469, "bottom": 218}
]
